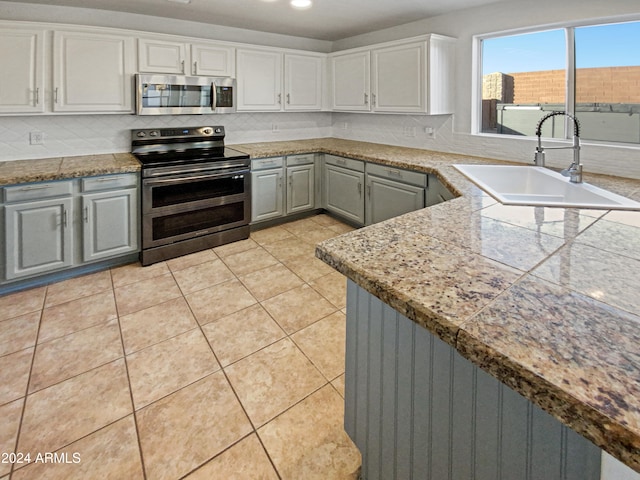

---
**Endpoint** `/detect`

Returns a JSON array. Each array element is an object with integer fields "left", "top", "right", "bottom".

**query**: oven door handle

[{"left": 144, "top": 170, "right": 249, "bottom": 186}]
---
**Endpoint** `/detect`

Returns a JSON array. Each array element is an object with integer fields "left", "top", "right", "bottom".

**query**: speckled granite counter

[
  {"left": 235, "top": 138, "right": 640, "bottom": 473},
  {"left": 0, "top": 153, "right": 140, "bottom": 186}
]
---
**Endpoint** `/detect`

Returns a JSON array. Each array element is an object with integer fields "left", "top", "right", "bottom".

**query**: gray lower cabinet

[
  {"left": 365, "top": 163, "right": 427, "bottom": 225},
  {"left": 82, "top": 187, "right": 138, "bottom": 262},
  {"left": 251, "top": 158, "right": 285, "bottom": 223},
  {"left": 2, "top": 173, "right": 139, "bottom": 283},
  {"left": 324, "top": 155, "right": 365, "bottom": 225},
  {"left": 5, "top": 195, "right": 73, "bottom": 279},
  {"left": 286, "top": 156, "right": 315, "bottom": 215}
]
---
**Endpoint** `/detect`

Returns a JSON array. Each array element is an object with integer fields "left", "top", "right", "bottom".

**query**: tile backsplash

[
  {"left": 1, "top": 111, "right": 639, "bottom": 179},
  {"left": 0, "top": 112, "right": 333, "bottom": 161}
]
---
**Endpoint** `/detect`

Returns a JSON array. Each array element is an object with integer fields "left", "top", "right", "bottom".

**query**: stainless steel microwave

[{"left": 135, "top": 74, "right": 236, "bottom": 115}]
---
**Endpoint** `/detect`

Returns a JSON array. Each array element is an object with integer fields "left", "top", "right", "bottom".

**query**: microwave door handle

[{"left": 211, "top": 82, "right": 217, "bottom": 112}]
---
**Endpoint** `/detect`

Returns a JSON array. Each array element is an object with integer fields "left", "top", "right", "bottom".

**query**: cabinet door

[
  {"left": 325, "top": 164, "right": 365, "bottom": 225},
  {"left": 191, "top": 43, "right": 234, "bottom": 76},
  {"left": 0, "top": 28, "right": 45, "bottom": 114},
  {"left": 53, "top": 31, "right": 135, "bottom": 112},
  {"left": 284, "top": 54, "right": 322, "bottom": 111},
  {"left": 237, "top": 49, "right": 283, "bottom": 111},
  {"left": 372, "top": 42, "right": 425, "bottom": 113},
  {"left": 138, "top": 38, "right": 187, "bottom": 74},
  {"left": 286, "top": 164, "right": 315, "bottom": 214},
  {"left": 331, "top": 51, "right": 370, "bottom": 111},
  {"left": 82, "top": 188, "right": 138, "bottom": 262},
  {"left": 365, "top": 174, "right": 425, "bottom": 225},
  {"left": 5, "top": 198, "right": 73, "bottom": 279},
  {"left": 251, "top": 168, "right": 284, "bottom": 222}
]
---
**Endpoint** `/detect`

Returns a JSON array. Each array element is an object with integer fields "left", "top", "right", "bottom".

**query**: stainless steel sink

[{"left": 453, "top": 164, "right": 640, "bottom": 210}]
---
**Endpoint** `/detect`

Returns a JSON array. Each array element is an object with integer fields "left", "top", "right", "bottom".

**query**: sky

[{"left": 482, "top": 21, "right": 640, "bottom": 74}]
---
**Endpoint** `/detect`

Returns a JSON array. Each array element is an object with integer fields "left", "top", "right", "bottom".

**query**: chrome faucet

[{"left": 534, "top": 111, "right": 583, "bottom": 183}]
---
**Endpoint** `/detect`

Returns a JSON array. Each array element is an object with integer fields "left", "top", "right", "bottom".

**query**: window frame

[{"left": 473, "top": 16, "right": 640, "bottom": 147}]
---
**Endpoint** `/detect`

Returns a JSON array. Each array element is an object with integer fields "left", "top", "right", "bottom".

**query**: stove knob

[
  {"left": 149, "top": 131, "right": 159, "bottom": 137},
  {"left": 214, "top": 127, "right": 222, "bottom": 134},
  {"left": 136, "top": 131, "right": 146, "bottom": 138},
  {"left": 202, "top": 128, "right": 213, "bottom": 135}
]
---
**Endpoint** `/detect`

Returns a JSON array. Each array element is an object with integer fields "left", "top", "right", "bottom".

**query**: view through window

[{"left": 481, "top": 21, "right": 640, "bottom": 145}]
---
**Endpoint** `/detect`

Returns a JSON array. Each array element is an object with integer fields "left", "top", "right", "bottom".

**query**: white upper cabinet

[
  {"left": 191, "top": 43, "right": 235, "bottom": 77},
  {"left": 331, "top": 35, "right": 456, "bottom": 114},
  {"left": 0, "top": 27, "right": 45, "bottom": 114},
  {"left": 237, "top": 48, "right": 323, "bottom": 112},
  {"left": 371, "top": 41, "right": 425, "bottom": 113},
  {"left": 331, "top": 51, "right": 371, "bottom": 111},
  {"left": 138, "top": 38, "right": 188, "bottom": 74},
  {"left": 53, "top": 30, "right": 135, "bottom": 112},
  {"left": 237, "top": 49, "right": 283, "bottom": 111},
  {"left": 284, "top": 54, "right": 322, "bottom": 111},
  {"left": 138, "top": 38, "right": 235, "bottom": 77}
]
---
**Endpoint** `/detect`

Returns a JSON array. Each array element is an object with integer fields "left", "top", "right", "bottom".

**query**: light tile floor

[{"left": 0, "top": 214, "right": 361, "bottom": 480}]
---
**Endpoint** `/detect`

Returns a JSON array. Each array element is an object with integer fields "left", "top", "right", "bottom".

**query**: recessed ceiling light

[{"left": 290, "top": 0, "right": 312, "bottom": 9}]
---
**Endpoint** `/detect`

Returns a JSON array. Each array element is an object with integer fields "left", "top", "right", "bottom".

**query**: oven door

[
  {"left": 142, "top": 168, "right": 250, "bottom": 248},
  {"left": 136, "top": 74, "right": 216, "bottom": 115}
]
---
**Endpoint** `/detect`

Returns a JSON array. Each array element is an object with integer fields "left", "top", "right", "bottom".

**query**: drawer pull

[
  {"left": 336, "top": 159, "right": 346, "bottom": 165},
  {"left": 95, "top": 176, "right": 122, "bottom": 182},
  {"left": 387, "top": 169, "right": 402, "bottom": 177},
  {"left": 20, "top": 184, "right": 52, "bottom": 191}
]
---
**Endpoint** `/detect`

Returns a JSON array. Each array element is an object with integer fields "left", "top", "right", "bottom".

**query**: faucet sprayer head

[{"left": 535, "top": 111, "right": 581, "bottom": 138}]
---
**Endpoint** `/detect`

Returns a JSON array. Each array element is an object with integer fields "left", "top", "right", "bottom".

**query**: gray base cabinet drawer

[
  {"left": 5, "top": 180, "right": 73, "bottom": 203},
  {"left": 252, "top": 157, "right": 284, "bottom": 170},
  {"left": 325, "top": 154, "right": 365, "bottom": 172},
  {"left": 81, "top": 173, "right": 138, "bottom": 192},
  {"left": 366, "top": 162, "right": 427, "bottom": 187}
]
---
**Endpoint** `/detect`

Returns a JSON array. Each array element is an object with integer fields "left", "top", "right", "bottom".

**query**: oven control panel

[{"left": 132, "top": 126, "right": 225, "bottom": 140}]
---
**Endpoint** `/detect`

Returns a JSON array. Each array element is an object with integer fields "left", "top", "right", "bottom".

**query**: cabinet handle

[
  {"left": 387, "top": 169, "right": 402, "bottom": 178},
  {"left": 372, "top": 93, "right": 376, "bottom": 106},
  {"left": 54, "top": 87, "right": 59, "bottom": 104},
  {"left": 95, "top": 176, "right": 122, "bottom": 182},
  {"left": 19, "top": 184, "right": 52, "bottom": 191},
  {"left": 35, "top": 87, "right": 40, "bottom": 105},
  {"left": 357, "top": 182, "right": 362, "bottom": 196},
  {"left": 288, "top": 175, "right": 292, "bottom": 186},
  {"left": 181, "top": 60, "right": 185, "bottom": 74},
  {"left": 286, "top": 93, "right": 290, "bottom": 104},
  {"left": 62, "top": 209, "right": 68, "bottom": 228},
  {"left": 278, "top": 93, "right": 282, "bottom": 105},
  {"left": 193, "top": 61, "right": 197, "bottom": 74},
  {"left": 336, "top": 158, "right": 346, "bottom": 166},
  {"left": 364, "top": 93, "right": 368, "bottom": 105},
  {"left": 366, "top": 184, "right": 371, "bottom": 197},
  {"left": 84, "top": 206, "right": 89, "bottom": 223}
]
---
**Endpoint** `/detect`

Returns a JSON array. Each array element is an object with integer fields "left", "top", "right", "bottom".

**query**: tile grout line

[{"left": 110, "top": 267, "right": 149, "bottom": 480}]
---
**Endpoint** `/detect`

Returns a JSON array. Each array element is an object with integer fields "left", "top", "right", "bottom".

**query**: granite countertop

[
  {"left": 0, "top": 153, "right": 140, "bottom": 186},
  {"left": 234, "top": 138, "right": 640, "bottom": 473},
  {"left": 4, "top": 140, "right": 640, "bottom": 471}
]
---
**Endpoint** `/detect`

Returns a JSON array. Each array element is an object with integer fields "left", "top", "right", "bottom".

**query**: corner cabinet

[
  {"left": 324, "top": 155, "right": 365, "bottom": 225},
  {"left": 237, "top": 49, "right": 323, "bottom": 112},
  {"left": 330, "top": 34, "right": 456, "bottom": 114},
  {"left": 0, "top": 27, "right": 46, "bottom": 114},
  {"left": 53, "top": 31, "right": 135, "bottom": 112}
]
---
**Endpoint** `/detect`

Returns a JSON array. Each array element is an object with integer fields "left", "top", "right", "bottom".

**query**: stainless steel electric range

[{"left": 131, "top": 126, "right": 251, "bottom": 266}]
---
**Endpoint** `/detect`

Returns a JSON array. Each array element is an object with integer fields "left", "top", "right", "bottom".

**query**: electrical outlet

[
  {"left": 341, "top": 122, "right": 349, "bottom": 130},
  {"left": 424, "top": 127, "right": 435, "bottom": 138},
  {"left": 403, "top": 126, "right": 417, "bottom": 137},
  {"left": 272, "top": 123, "right": 279, "bottom": 133},
  {"left": 29, "top": 131, "right": 44, "bottom": 145}
]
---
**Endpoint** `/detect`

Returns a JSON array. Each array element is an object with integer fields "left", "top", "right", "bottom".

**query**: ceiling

[{"left": 9, "top": 0, "right": 503, "bottom": 41}]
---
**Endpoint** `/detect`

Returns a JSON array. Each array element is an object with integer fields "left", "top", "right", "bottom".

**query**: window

[{"left": 479, "top": 20, "right": 640, "bottom": 145}]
